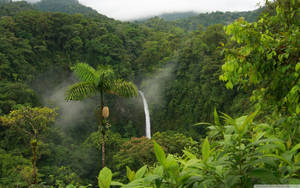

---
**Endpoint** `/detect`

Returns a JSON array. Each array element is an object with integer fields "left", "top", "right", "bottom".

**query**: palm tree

[{"left": 65, "top": 63, "right": 138, "bottom": 168}]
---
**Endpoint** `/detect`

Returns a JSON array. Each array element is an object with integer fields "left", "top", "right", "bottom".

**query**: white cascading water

[{"left": 139, "top": 91, "right": 151, "bottom": 139}]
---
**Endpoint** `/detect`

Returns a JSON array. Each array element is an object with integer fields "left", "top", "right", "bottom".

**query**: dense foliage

[
  {"left": 0, "top": 0, "right": 299, "bottom": 187},
  {"left": 138, "top": 8, "right": 263, "bottom": 32}
]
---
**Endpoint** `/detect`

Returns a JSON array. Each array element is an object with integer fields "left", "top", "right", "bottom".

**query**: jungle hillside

[{"left": 0, "top": 0, "right": 299, "bottom": 187}]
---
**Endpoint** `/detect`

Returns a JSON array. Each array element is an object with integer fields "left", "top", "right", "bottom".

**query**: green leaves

[
  {"left": 221, "top": 0, "right": 300, "bottom": 114},
  {"left": 72, "top": 63, "right": 96, "bottom": 82},
  {"left": 126, "top": 165, "right": 148, "bottom": 183},
  {"left": 98, "top": 110, "right": 300, "bottom": 188},
  {"left": 126, "top": 166, "right": 135, "bottom": 182},
  {"left": 66, "top": 63, "right": 138, "bottom": 102},
  {"left": 213, "top": 108, "right": 220, "bottom": 126},
  {"left": 153, "top": 141, "right": 166, "bottom": 165},
  {"left": 134, "top": 165, "right": 148, "bottom": 180},
  {"left": 248, "top": 168, "right": 277, "bottom": 183},
  {"left": 65, "top": 81, "right": 97, "bottom": 101},
  {"left": 110, "top": 79, "right": 138, "bottom": 98},
  {"left": 98, "top": 167, "right": 112, "bottom": 188},
  {"left": 201, "top": 137, "right": 210, "bottom": 163}
]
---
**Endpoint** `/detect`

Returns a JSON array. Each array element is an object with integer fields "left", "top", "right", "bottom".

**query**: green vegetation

[
  {"left": 66, "top": 63, "right": 138, "bottom": 168},
  {"left": 1, "top": 107, "right": 57, "bottom": 185},
  {"left": 0, "top": 0, "right": 299, "bottom": 187},
  {"left": 35, "top": 0, "right": 100, "bottom": 16},
  {"left": 137, "top": 8, "right": 263, "bottom": 32}
]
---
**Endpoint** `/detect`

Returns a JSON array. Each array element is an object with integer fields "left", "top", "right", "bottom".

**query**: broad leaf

[
  {"left": 202, "top": 137, "right": 210, "bottom": 163},
  {"left": 134, "top": 165, "right": 147, "bottom": 180},
  {"left": 153, "top": 141, "right": 166, "bottom": 165},
  {"left": 290, "top": 143, "right": 300, "bottom": 154},
  {"left": 126, "top": 166, "right": 135, "bottom": 182},
  {"left": 98, "top": 167, "right": 112, "bottom": 188}
]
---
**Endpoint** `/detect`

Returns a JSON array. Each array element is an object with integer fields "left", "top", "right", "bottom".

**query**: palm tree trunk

[
  {"left": 102, "top": 130, "right": 105, "bottom": 168},
  {"left": 100, "top": 91, "right": 105, "bottom": 168}
]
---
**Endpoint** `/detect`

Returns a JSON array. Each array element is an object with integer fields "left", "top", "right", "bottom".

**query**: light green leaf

[
  {"left": 126, "top": 166, "right": 135, "bottom": 182},
  {"left": 240, "top": 111, "right": 258, "bottom": 135},
  {"left": 183, "top": 150, "right": 197, "bottom": 159},
  {"left": 296, "top": 62, "right": 300, "bottom": 72},
  {"left": 153, "top": 141, "right": 166, "bottom": 165},
  {"left": 134, "top": 165, "right": 147, "bottom": 180},
  {"left": 194, "top": 122, "right": 212, "bottom": 126},
  {"left": 214, "top": 108, "right": 220, "bottom": 126},
  {"left": 290, "top": 143, "right": 300, "bottom": 154},
  {"left": 153, "top": 166, "right": 163, "bottom": 176},
  {"left": 202, "top": 137, "right": 210, "bottom": 163},
  {"left": 98, "top": 167, "right": 112, "bottom": 188},
  {"left": 165, "top": 155, "right": 180, "bottom": 180},
  {"left": 111, "top": 181, "right": 124, "bottom": 186}
]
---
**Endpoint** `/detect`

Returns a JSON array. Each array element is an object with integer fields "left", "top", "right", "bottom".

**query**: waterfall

[{"left": 139, "top": 91, "right": 151, "bottom": 139}]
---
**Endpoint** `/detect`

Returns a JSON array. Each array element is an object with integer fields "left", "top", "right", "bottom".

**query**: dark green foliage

[
  {"left": 113, "top": 137, "right": 154, "bottom": 174},
  {"left": 34, "top": 0, "right": 102, "bottom": 17},
  {"left": 221, "top": 0, "right": 300, "bottom": 115},
  {"left": 153, "top": 131, "right": 198, "bottom": 155},
  {"left": 1, "top": 0, "right": 297, "bottom": 186},
  {"left": 112, "top": 132, "right": 197, "bottom": 175},
  {"left": 172, "top": 9, "right": 264, "bottom": 31},
  {"left": 0, "top": 82, "right": 39, "bottom": 114},
  {"left": 0, "top": 1, "right": 33, "bottom": 17},
  {"left": 0, "top": 148, "right": 32, "bottom": 186},
  {"left": 159, "top": 11, "right": 198, "bottom": 21},
  {"left": 151, "top": 24, "right": 250, "bottom": 135},
  {"left": 138, "top": 8, "right": 263, "bottom": 32}
]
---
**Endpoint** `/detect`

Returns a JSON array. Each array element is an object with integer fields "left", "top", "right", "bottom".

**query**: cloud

[
  {"left": 78, "top": 0, "right": 264, "bottom": 20},
  {"left": 14, "top": 0, "right": 264, "bottom": 20}
]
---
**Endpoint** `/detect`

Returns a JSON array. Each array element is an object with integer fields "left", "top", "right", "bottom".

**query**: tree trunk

[
  {"left": 102, "top": 130, "right": 105, "bottom": 168},
  {"left": 31, "top": 138, "right": 38, "bottom": 184},
  {"left": 99, "top": 91, "right": 105, "bottom": 168}
]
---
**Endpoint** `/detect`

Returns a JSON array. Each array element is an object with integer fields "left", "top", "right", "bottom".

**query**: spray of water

[{"left": 139, "top": 91, "right": 151, "bottom": 139}]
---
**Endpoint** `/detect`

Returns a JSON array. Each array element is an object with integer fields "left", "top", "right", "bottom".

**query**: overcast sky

[
  {"left": 78, "top": 0, "right": 264, "bottom": 20},
  {"left": 21, "top": 0, "right": 264, "bottom": 20}
]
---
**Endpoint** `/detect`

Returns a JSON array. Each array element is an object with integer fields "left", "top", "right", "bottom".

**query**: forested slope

[
  {"left": 0, "top": 0, "right": 298, "bottom": 187},
  {"left": 137, "top": 8, "right": 263, "bottom": 32}
]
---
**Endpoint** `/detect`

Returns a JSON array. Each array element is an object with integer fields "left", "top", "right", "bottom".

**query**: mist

[
  {"left": 140, "top": 62, "right": 176, "bottom": 106},
  {"left": 41, "top": 76, "right": 97, "bottom": 128},
  {"left": 79, "top": 0, "right": 264, "bottom": 21},
  {"left": 13, "top": 0, "right": 264, "bottom": 21}
]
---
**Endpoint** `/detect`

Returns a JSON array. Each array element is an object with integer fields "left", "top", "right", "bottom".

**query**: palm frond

[
  {"left": 108, "top": 79, "right": 138, "bottom": 98},
  {"left": 65, "top": 82, "right": 97, "bottom": 101},
  {"left": 95, "top": 65, "right": 115, "bottom": 86},
  {"left": 72, "top": 63, "right": 96, "bottom": 82}
]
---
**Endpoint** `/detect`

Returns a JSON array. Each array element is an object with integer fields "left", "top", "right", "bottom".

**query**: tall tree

[
  {"left": 220, "top": 0, "right": 300, "bottom": 115},
  {"left": 65, "top": 63, "right": 138, "bottom": 168},
  {"left": 0, "top": 107, "right": 57, "bottom": 184}
]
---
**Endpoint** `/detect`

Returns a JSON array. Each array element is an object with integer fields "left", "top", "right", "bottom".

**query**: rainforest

[{"left": 0, "top": 0, "right": 299, "bottom": 187}]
